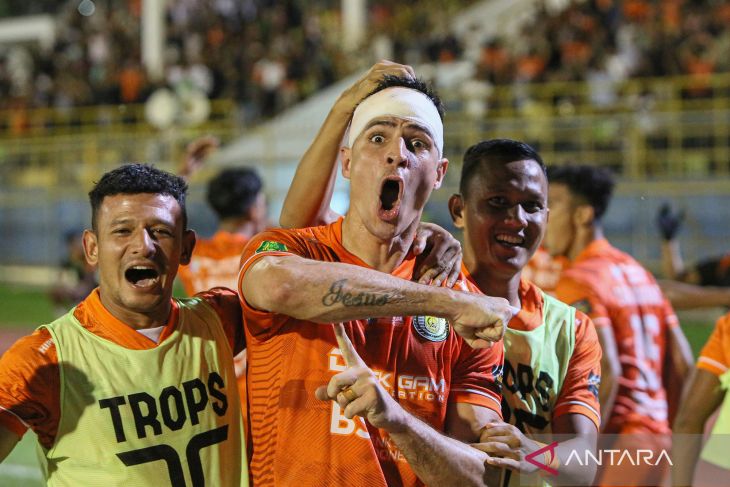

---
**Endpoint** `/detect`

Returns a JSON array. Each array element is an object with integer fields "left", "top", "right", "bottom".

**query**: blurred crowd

[
  {"left": 0, "top": 0, "right": 348, "bottom": 125},
  {"left": 467, "top": 0, "right": 730, "bottom": 102},
  {"left": 1, "top": 0, "right": 729, "bottom": 127}
]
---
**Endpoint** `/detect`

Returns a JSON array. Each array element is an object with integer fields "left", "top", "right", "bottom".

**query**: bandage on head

[{"left": 347, "top": 87, "right": 444, "bottom": 156}]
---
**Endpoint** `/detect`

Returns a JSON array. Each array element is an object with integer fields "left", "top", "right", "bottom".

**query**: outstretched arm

[
  {"left": 241, "top": 254, "right": 512, "bottom": 347},
  {"left": 658, "top": 279, "right": 730, "bottom": 309},
  {"left": 280, "top": 61, "right": 415, "bottom": 229}
]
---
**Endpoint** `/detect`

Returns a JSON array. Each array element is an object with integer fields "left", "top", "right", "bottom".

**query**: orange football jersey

[
  {"left": 178, "top": 231, "right": 249, "bottom": 296},
  {"left": 555, "top": 239, "right": 679, "bottom": 434},
  {"left": 238, "top": 219, "right": 504, "bottom": 486}
]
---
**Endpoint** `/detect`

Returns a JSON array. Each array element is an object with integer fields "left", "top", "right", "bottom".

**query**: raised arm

[
  {"left": 241, "top": 253, "right": 511, "bottom": 347},
  {"left": 656, "top": 202, "right": 688, "bottom": 281},
  {"left": 280, "top": 61, "right": 415, "bottom": 229},
  {"left": 177, "top": 135, "right": 219, "bottom": 181}
]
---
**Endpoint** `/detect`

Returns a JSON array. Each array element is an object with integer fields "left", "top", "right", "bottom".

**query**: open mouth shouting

[
  {"left": 124, "top": 264, "right": 161, "bottom": 289},
  {"left": 378, "top": 176, "right": 404, "bottom": 221}
]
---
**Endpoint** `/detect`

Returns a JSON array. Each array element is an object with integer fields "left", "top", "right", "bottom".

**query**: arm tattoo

[{"left": 321, "top": 279, "right": 390, "bottom": 307}]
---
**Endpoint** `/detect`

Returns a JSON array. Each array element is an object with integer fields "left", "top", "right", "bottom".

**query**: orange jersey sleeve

[
  {"left": 0, "top": 328, "right": 59, "bottom": 448},
  {"left": 553, "top": 311, "right": 602, "bottom": 428},
  {"left": 449, "top": 339, "right": 504, "bottom": 413},
  {"left": 197, "top": 287, "right": 246, "bottom": 355},
  {"left": 697, "top": 312, "right": 730, "bottom": 376},
  {"left": 238, "top": 227, "right": 339, "bottom": 341}
]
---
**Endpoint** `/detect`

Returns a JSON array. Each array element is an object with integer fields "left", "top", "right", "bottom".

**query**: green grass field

[{"left": 0, "top": 284, "right": 719, "bottom": 484}]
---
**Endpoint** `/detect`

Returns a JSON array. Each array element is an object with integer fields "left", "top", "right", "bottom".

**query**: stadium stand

[{"left": 0, "top": 0, "right": 729, "bottom": 274}]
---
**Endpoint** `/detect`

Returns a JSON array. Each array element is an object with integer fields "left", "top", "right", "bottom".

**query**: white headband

[{"left": 347, "top": 87, "right": 443, "bottom": 156}]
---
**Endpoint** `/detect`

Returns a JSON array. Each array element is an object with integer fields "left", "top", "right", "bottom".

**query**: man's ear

[
  {"left": 82, "top": 229, "right": 99, "bottom": 267},
  {"left": 180, "top": 230, "right": 197, "bottom": 265},
  {"left": 433, "top": 157, "right": 449, "bottom": 189},
  {"left": 340, "top": 147, "right": 352, "bottom": 180},
  {"left": 574, "top": 204, "right": 595, "bottom": 227},
  {"left": 448, "top": 193, "right": 466, "bottom": 229}
]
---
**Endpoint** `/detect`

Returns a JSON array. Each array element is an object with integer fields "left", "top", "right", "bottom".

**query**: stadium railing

[{"left": 1, "top": 72, "right": 729, "bottom": 189}]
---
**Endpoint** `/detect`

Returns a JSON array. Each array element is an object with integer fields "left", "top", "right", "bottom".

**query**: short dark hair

[
  {"left": 459, "top": 139, "right": 546, "bottom": 196},
  {"left": 547, "top": 164, "right": 615, "bottom": 220},
  {"left": 206, "top": 167, "right": 263, "bottom": 220},
  {"left": 88, "top": 163, "right": 188, "bottom": 230},
  {"left": 367, "top": 75, "right": 445, "bottom": 121}
]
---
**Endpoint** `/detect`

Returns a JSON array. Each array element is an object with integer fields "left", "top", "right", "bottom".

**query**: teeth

[{"left": 496, "top": 234, "right": 524, "bottom": 245}]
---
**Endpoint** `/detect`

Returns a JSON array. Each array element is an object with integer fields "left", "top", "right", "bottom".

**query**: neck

[
  {"left": 341, "top": 214, "right": 418, "bottom": 273},
  {"left": 219, "top": 217, "right": 258, "bottom": 238},
  {"left": 569, "top": 224, "right": 603, "bottom": 261},
  {"left": 98, "top": 292, "right": 172, "bottom": 330},
  {"left": 463, "top": 253, "right": 522, "bottom": 307}
]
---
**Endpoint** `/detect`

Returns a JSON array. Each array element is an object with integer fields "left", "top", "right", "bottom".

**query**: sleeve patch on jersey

[
  {"left": 255, "top": 241, "right": 288, "bottom": 253},
  {"left": 587, "top": 370, "right": 601, "bottom": 398},
  {"left": 571, "top": 299, "right": 592, "bottom": 315},
  {"left": 492, "top": 364, "right": 504, "bottom": 392}
]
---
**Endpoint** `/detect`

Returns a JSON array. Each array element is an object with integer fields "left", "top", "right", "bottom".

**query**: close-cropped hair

[
  {"left": 547, "top": 164, "right": 616, "bottom": 220},
  {"left": 459, "top": 139, "right": 546, "bottom": 196},
  {"left": 368, "top": 74, "right": 445, "bottom": 120},
  {"left": 206, "top": 167, "right": 263, "bottom": 220},
  {"left": 88, "top": 163, "right": 189, "bottom": 229}
]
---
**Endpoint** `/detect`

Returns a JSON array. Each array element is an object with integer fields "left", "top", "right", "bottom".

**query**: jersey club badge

[
  {"left": 413, "top": 316, "right": 449, "bottom": 342},
  {"left": 255, "top": 240, "right": 288, "bottom": 253}
]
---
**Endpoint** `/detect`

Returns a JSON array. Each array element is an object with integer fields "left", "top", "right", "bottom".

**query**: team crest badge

[
  {"left": 413, "top": 316, "right": 449, "bottom": 342},
  {"left": 587, "top": 371, "right": 601, "bottom": 398},
  {"left": 255, "top": 240, "right": 288, "bottom": 253}
]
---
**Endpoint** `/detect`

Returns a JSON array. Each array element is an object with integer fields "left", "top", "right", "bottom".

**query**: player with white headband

[{"left": 238, "top": 61, "right": 513, "bottom": 486}]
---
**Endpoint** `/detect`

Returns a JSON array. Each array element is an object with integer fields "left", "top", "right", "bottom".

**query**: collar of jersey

[{"left": 73, "top": 288, "right": 180, "bottom": 349}]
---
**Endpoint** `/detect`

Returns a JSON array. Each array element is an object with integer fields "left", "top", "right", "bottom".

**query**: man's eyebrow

[
  {"left": 110, "top": 218, "right": 134, "bottom": 226},
  {"left": 364, "top": 119, "right": 397, "bottom": 131},
  {"left": 404, "top": 121, "right": 433, "bottom": 139},
  {"left": 109, "top": 217, "right": 175, "bottom": 226}
]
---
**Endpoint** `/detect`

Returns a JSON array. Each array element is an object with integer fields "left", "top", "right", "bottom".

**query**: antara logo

[
  {"left": 565, "top": 449, "right": 673, "bottom": 467},
  {"left": 526, "top": 442, "right": 673, "bottom": 476}
]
